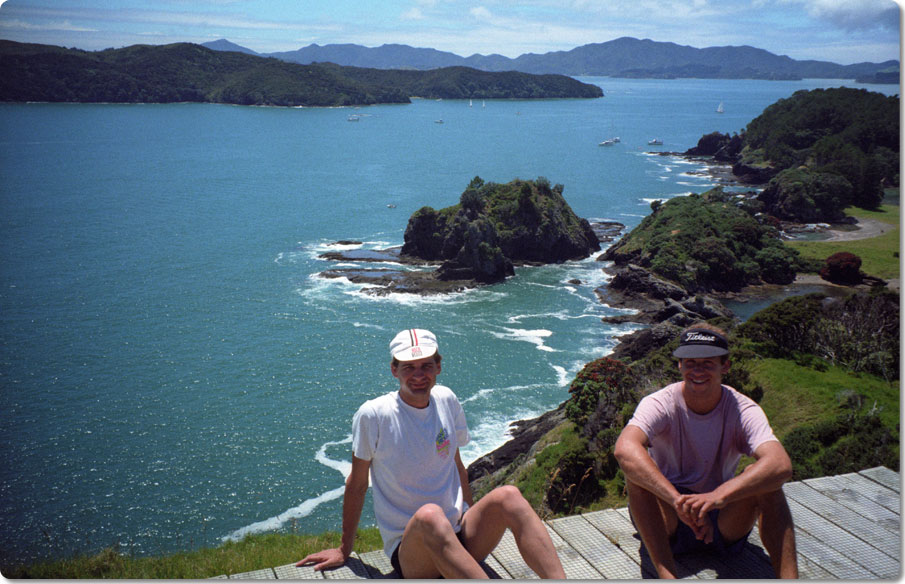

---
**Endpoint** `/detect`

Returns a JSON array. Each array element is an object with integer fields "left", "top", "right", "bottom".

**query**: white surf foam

[
  {"left": 488, "top": 327, "right": 556, "bottom": 352},
  {"left": 222, "top": 436, "right": 352, "bottom": 542}
]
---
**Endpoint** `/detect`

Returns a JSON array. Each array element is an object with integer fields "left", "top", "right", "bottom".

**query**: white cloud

[
  {"left": 402, "top": 7, "right": 424, "bottom": 20},
  {"left": 786, "top": 0, "right": 900, "bottom": 30},
  {"left": 0, "top": 18, "right": 96, "bottom": 32},
  {"left": 469, "top": 6, "right": 494, "bottom": 21}
]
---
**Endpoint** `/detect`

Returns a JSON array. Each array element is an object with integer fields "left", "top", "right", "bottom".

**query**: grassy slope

[
  {"left": 787, "top": 197, "right": 900, "bottom": 281},
  {"left": 3, "top": 529, "right": 383, "bottom": 579}
]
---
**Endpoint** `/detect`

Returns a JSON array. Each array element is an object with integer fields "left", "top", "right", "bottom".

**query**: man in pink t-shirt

[{"left": 614, "top": 324, "right": 798, "bottom": 578}]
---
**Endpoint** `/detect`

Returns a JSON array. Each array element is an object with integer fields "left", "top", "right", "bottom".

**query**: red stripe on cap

[{"left": 410, "top": 329, "right": 418, "bottom": 346}]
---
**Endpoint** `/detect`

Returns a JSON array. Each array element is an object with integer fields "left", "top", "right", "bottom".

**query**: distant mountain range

[{"left": 203, "top": 37, "right": 899, "bottom": 83}]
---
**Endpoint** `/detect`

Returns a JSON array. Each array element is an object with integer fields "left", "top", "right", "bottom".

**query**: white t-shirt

[
  {"left": 627, "top": 382, "right": 778, "bottom": 493},
  {"left": 352, "top": 384, "right": 470, "bottom": 556}
]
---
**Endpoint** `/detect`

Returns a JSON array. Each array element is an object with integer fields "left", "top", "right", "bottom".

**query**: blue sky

[{"left": 0, "top": 0, "right": 899, "bottom": 65}]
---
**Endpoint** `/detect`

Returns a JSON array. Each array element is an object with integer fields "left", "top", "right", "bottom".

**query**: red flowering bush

[
  {"left": 819, "top": 251, "right": 863, "bottom": 285},
  {"left": 566, "top": 357, "right": 633, "bottom": 427}
]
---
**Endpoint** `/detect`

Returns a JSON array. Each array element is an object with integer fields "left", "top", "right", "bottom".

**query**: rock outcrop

[
  {"left": 316, "top": 177, "right": 614, "bottom": 295},
  {"left": 402, "top": 177, "right": 601, "bottom": 283}
]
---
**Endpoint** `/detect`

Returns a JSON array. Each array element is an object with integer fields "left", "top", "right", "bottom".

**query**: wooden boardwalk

[{"left": 216, "top": 467, "right": 901, "bottom": 579}]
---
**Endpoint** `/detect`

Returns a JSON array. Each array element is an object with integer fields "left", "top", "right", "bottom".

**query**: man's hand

[
  {"left": 296, "top": 547, "right": 346, "bottom": 571},
  {"left": 675, "top": 492, "right": 724, "bottom": 543}
]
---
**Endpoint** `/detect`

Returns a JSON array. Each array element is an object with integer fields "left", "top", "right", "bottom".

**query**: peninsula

[{"left": 0, "top": 40, "right": 603, "bottom": 106}]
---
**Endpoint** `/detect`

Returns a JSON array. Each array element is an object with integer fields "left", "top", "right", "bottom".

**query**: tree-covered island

[{"left": 0, "top": 40, "right": 603, "bottom": 106}]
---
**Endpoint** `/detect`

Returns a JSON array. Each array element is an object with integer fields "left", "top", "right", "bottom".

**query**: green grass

[
  {"left": 787, "top": 200, "right": 900, "bottom": 280},
  {"left": 749, "top": 358, "right": 900, "bottom": 437},
  {"left": 3, "top": 528, "right": 383, "bottom": 579}
]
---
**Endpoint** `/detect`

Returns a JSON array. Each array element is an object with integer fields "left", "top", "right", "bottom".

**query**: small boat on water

[
  {"left": 647, "top": 138, "right": 663, "bottom": 145},
  {"left": 717, "top": 101, "right": 725, "bottom": 113},
  {"left": 598, "top": 137, "right": 620, "bottom": 146},
  {"left": 347, "top": 114, "right": 360, "bottom": 122}
]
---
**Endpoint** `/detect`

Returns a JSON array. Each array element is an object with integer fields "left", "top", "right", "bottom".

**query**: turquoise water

[{"left": 0, "top": 77, "right": 896, "bottom": 564}]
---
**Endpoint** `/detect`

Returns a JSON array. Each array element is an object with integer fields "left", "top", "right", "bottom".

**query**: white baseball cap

[{"left": 390, "top": 328, "right": 439, "bottom": 362}]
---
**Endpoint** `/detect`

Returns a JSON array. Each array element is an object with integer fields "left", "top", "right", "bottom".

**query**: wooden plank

[
  {"left": 480, "top": 553, "right": 512, "bottom": 579},
  {"left": 790, "top": 479, "right": 900, "bottom": 557},
  {"left": 548, "top": 514, "right": 640, "bottom": 579},
  {"left": 582, "top": 508, "right": 657, "bottom": 577},
  {"left": 489, "top": 528, "right": 540, "bottom": 579},
  {"left": 746, "top": 528, "right": 834, "bottom": 580},
  {"left": 859, "top": 467, "right": 901, "bottom": 493},
  {"left": 273, "top": 563, "right": 323, "bottom": 579},
  {"left": 835, "top": 472, "right": 902, "bottom": 515},
  {"left": 786, "top": 496, "right": 898, "bottom": 578},
  {"left": 229, "top": 567, "right": 276, "bottom": 579},
  {"left": 542, "top": 522, "right": 605, "bottom": 580},
  {"left": 356, "top": 550, "right": 395, "bottom": 579},
  {"left": 321, "top": 552, "right": 370, "bottom": 579}
]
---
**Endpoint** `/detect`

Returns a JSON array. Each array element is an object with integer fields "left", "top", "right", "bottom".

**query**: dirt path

[{"left": 822, "top": 217, "right": 895, "bottom": 241}]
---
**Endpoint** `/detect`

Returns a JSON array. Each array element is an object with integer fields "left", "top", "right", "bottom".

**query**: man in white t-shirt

[
  {"left": 614, "top": 323, "right": 798, "bottom": 579},
  {"left": 298, "top": 328, "right": 565, "bottom": 579}
]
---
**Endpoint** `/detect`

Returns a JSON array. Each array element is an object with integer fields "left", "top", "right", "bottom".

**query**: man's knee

[{"left": 409, "top": 504, "right": 456, "bottom": 539}]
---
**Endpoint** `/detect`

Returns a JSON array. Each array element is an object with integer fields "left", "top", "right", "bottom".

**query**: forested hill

[{"left": 0, "top": 41, "right": 603, "bottom": 106}]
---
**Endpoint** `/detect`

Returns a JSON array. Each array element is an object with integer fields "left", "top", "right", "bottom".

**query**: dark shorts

[
  {"left": 633, "top": 486, "right": 751, "bottom": 557},
  {"left": 390, "top": 528, "right": 467, "bottom": 579}
]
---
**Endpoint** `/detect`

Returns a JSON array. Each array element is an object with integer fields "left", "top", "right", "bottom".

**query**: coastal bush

[
  {"left": 819, "top": 251, "right": 862, "bottom": 285},
  {"left": 565, "top": 357, "right": 633, "bottom": 427},
  {"left": 602, "top": 190, "right": 800, "bottom": 292},
  {"left": 783, "top": 393, "right": 899, "bottom": 480},
  {"left": 742, "top": 88, "right": 898, "bottom": 220},
  {"left": 736, "top": 293, "right": 825, "bottom": 356}
]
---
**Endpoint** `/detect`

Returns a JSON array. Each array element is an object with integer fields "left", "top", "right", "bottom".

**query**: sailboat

[
  {"left": 469, "top": 99, "right": 473, "bottom": 107},
  {"left": 716, "top": 101, "right": 725, "bottom": 114}
]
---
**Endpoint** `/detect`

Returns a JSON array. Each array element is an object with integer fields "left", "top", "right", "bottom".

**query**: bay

[{"left": 0, "top": 77, "right": 896, "bottom": 565}]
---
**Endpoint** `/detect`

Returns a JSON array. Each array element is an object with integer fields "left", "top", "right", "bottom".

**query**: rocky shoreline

[{"left": 316, "top": 221, "right": 626, "bottom": 296}]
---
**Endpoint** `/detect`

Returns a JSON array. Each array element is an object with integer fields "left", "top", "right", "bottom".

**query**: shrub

[
  {"left": 566, "top": 358, "right": 633, "bottom": 427},
  {"left": 819, "top": 251, "right": 863, "bottom": 285}
]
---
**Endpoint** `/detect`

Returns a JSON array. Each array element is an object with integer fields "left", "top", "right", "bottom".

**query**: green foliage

[
  {"left": 783, "top": 393, "right": 899, "bottom": 480},
  {"left": 743, "top": 88, "right": 899, "bottom": 219},
  {"left": 739, "top": 288, "right": 899, "bottom": 380},
  {"left": 403, "top": 177, "right": 599, "bottom": 267},
  {"left": 565, "top": 357, "right": 633, "bottom": 427},
  {"left": 4, "top": 529, "right": 383, "bottom": 578},
  {"left": 737, "top": 293, "right": 826, "bottom": 356},
  {"left": 602, "top": 189, "right": 800, "bottom": 292}
]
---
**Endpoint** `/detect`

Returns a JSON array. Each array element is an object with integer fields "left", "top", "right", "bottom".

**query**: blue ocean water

[{"left": 0, "top": 77, "right": 897, "bottom": 565}]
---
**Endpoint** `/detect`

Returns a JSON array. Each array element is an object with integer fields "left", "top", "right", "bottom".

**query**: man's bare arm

[
  {"left": 296, "top": 455, "right": 370, "bottom": 570},
  {"left": 678, "top": 440, "right": 793, "bottom": 520}
]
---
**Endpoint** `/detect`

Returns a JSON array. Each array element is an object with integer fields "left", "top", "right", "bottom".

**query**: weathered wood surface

[{"left": 217, "top": 467, "right": 900, "bottom": 579}]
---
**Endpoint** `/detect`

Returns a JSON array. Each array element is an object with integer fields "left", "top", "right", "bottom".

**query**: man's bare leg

[
  {"left": 397, "top": 503, "right": 488, "bottom": 579},
  {"left": 459, "top": 485, "right": 565, "bottom": 579},
  {"left": 757, "top": 490, "right": 798, "bottom": 578},
  {"left": 626, "top": 481, "right": 679, "bottom": 578}
]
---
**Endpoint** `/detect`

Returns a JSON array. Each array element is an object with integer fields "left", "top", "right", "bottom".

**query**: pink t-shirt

[{"left": 627, "top": 382, "right": 778, "bottom": 493}]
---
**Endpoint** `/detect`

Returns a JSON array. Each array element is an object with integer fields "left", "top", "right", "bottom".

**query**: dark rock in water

[
  {"left": 597, "top": 264, "right": 733, "bottom": 325},
  {"left": 319, "top": 247, "right": 407, "bottom": 263},
  {"left": 590, "top": 221, "right": 625, "bottom": 243}
]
